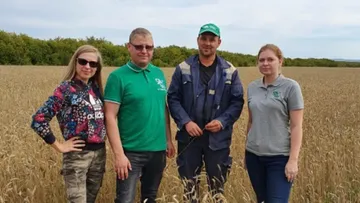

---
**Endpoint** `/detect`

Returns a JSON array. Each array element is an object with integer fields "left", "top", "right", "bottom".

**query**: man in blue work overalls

[{"left": 167, "top": 23, "right": 245, "bottom": 202}]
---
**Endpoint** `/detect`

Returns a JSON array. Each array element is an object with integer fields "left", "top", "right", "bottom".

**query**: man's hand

[
  {"left": 205, "top": 120, "right": 223, "bottom": 133},
  {"left": 166, "top": 141, "right": 175, "bottom": 158},
  {"left": 114, "top": 154, "right": 132, "bottom": 180},
  {"left": 185, "top": 121, "right": 203, "bottom": 136}
]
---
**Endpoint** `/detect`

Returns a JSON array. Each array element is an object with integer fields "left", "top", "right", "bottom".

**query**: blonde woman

[
  {"left": 31, "top": 45, "right": 107, "bottom": 203},
  {"left": 245, "top": 44, "right": 304, "bottom": 203}
]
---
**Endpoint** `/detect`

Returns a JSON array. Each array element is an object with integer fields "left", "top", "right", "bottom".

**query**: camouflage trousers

[{"left": 60, "top": 147, "right": 106, "bottom": 203}]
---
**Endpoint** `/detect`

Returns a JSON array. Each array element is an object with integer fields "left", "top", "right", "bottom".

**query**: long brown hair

[{"left": 63, "top": 44, "right": 104, "bottom": 95}]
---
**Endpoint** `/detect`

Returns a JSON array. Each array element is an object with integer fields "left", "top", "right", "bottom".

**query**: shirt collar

[
  {"left": 259, "top": 74, "right": 284, "bottom": 88},
  {"left": 126, "top": 61, "right": 151, "bottom": 73},
  {"left": 71, "top": 77, "right": 93, "bottom": 87}
]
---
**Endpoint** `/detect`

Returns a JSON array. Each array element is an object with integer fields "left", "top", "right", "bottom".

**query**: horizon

[
  {"left": 1, "top": 0, "right": 360, "bottom": 60},
  {"left": 3, "top": 29, "right": 360, "bottom": 62}
]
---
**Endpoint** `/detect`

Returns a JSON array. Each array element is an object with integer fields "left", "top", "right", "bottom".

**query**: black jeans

[{"left": 114, "top": 150, "right": 166, "bottom": 203}]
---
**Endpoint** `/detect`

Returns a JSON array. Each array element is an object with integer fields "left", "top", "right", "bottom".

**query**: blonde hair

[
  {"left": 129, "top": 27, "right": 152, "bottom": 43},
  {"left": 257, "top": 44, "right": 284, "bottom": 61},
  {"left": 64, "top": 44, "right": 104, "bottom": 95}
]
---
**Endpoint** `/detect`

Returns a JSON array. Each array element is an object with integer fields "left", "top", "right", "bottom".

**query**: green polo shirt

[
  {"left": 246, "top": 74, "right": 304, "bottom": 156},
  {"left": 104, "top": 61, "right": 167, "bottom": 152}
]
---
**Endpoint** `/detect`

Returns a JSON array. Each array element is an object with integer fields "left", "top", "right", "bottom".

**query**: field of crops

[{"left": 0, "top": 66, "right": 359, "bottom": 203}]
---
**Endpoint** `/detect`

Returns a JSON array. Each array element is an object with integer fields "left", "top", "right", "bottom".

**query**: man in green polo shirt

[{"left": 104, "top": 27, "right": 175, "bottom": 203}]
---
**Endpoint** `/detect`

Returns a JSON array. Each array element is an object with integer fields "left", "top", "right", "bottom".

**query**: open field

[{"left": 0, "top": 66, "right": 359, "bottom": 203}]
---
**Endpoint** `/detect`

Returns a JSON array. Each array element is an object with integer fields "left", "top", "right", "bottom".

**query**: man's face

[
  {"left": 197, "top": 32, "right": 221, "bottom": 57},
  {"left": 127, "top": 34, "right": 154, "bottom": 67}
]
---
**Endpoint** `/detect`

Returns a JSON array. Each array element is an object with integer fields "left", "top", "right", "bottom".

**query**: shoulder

[
  {"left": 218, "top": 56, "right": 237, "bottom": 73},
  {"left": 281, "top": 76, "right": 301, "bottom": 89},
  {"left": 174, "top": 57, "right": 193, "bottom": 75},
  {"left": 111, "top": 65, "right": 129, "bottom": 74},
  {"left": 56, "top": 81, "right": 72, "bottom": 92},
  {"left": 149, "top": 64, "right": 166, "bottom": 76},
  {"left": 149, "top": 63, "right": 162, "bottom": 72},
  {"left": 250, "top": 77, "right": 262, "bottom": 86},
  {"left": 108, "top": 65, "right": 129, "bottom": 79}
]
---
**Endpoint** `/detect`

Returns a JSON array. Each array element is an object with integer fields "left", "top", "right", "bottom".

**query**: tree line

[{"left": 1, "top": 30, "right": 359, "bottom": 67}]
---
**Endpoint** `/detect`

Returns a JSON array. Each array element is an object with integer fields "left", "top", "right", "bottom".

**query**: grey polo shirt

[{"left": 246, "top": 74, "right": 304, "bottom": 156}]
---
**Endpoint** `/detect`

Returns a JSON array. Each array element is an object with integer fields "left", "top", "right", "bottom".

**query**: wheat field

[{"left": 0, "top": 66, "right": 359, "bottom": 203}]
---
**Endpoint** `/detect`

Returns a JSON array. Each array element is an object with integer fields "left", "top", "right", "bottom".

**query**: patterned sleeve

[{"left": 30, "top": 82, "right": 68, "bottom": 144}]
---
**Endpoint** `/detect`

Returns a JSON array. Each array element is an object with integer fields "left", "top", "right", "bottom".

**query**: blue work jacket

[{"left": 167, "top": 55, "right": 244, "bottom": 150}]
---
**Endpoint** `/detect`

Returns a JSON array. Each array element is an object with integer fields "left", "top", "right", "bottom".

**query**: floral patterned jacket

[{"left": 31, "top": 79, "right": 106, "bottom": 148}]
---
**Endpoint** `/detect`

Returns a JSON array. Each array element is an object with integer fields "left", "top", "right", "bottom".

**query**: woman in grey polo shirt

[{"left": 244, "top": 44, "right": 304, "bottom": 203}]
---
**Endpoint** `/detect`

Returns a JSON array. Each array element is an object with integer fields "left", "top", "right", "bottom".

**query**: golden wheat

[{"left": 0, "top": 66, "right": 359, "bottom": 203}]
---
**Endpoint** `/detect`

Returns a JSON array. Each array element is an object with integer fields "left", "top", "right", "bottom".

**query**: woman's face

[
  {"left": 257, "top": 49, "right": 282, "bottom": 76},
  {"left": 75, "top": 52, "right": 98, "bottom": 83}
]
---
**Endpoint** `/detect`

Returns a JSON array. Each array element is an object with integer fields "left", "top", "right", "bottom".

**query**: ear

[
  {"left": 279, "top": 58, "right": 283, "bottom": 66},
  {"left": 217, "top": 37, "right": 222, "bottom": 47},
  {"left": 126, "top": 42, "right": 131, "bottom": 50}
]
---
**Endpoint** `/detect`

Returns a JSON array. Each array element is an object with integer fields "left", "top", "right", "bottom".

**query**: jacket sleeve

[
  {"left": 30, "top": 83, "right": 67, "bottom": 144},
  {"left": 215, "top": 69, "right": 244, "bottom": 129},
  {"left": 167, "top": 66, "right": 192, "bottom": 130}
]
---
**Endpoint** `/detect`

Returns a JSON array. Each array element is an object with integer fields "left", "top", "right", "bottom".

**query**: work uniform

[
  {"left": 245, "top": 74, "right": 304, "bottom": 203},
  {"left": 167, "top": 54, "right": 244, "bottom": 201}
]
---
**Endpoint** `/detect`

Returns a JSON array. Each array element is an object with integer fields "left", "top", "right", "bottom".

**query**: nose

[
  {"left": 140, "top": 47, "right": 147, "bottom": 54},
  {"left": 263, "top": 59, "right": 269, "bottom": 65},
  {"left": 84, "top": 63, "right": 91, "bottom": 68}
]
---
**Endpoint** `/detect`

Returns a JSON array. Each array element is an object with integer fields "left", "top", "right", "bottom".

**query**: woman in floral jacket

[{"left": 31, "top": 44, "right": 107, "bottom": 203}]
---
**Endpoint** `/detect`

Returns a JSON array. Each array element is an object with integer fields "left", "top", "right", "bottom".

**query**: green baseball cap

[{"left": 198, "top": 23, "right": 220, "bottom": 37}]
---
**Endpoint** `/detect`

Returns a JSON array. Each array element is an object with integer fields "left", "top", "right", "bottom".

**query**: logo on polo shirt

[
  {"left": 273, "top": 90, "right": 280, "bottom": 98},
  {"left": 155, "top": 78, "right": 167, "bottom": 91}
]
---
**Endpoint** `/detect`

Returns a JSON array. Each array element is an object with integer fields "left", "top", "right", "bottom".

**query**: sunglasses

[
  {"left": 130, "top": 42, "right": 154, "bottom": 51},
  {"left": 77, "top": 58, "right": 99, "bottom": 68}
]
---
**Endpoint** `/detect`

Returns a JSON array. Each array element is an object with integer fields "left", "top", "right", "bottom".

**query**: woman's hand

[
  {"left": 52, "top": 137, "right": 86, "bottom": 153},
  {"left": 285, "top": 159, "right": 298, "bottom": 182}
]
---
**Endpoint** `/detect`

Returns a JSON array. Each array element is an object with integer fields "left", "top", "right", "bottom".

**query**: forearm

[
  {"left": 216, "top": 98, "right": 244, "bottom": 129},
  {"left": 244, "top": 120, "right": 251, "bottom": 152},
  {"left": 289, "top": 126, "right": 303, "bottom": 162},
  {"left": 106, "top": 118, "right": 125, "bottom": 157},
  {"left": 165, "top": 106, "right": 172, "bottom": 142},
  {"left": 50, "top": 140, "right": 62, "bottom": 153},
  {"left": 168, "top": 100, "right": 191, "bottom": 130}
]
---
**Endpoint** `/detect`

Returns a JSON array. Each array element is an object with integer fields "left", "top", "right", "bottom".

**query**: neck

[
  {"left": 263, "top": 74, "right": 280, "bottom": 86},
  {"left": 75, "top": 76, "right": 89, "bottom": 84},
  {"left": 131, "top": 60, "right": 148, "bottom": 69},
  {"left": 199, "top": 54, "right": 216, "bottom": 66}
]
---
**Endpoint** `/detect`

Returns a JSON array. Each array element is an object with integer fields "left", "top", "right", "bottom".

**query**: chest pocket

[
  {"left": 182, "top": 74, "right": 193, "bottom": 95},
  {"left": 270, "top": 90, "right": 287, "bottom": 109}
]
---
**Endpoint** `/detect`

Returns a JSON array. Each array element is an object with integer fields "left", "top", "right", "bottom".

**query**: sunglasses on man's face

[
  {"left": 77, "top": 58, "right": 99, "bottom": 68},
  {"left": 130, "top": 42, "right": 154, "bottom": 51}
]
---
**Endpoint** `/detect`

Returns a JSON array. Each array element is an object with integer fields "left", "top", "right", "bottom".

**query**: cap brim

[{"left": 199, "top": 30, "right": 220, "bottom": 37}]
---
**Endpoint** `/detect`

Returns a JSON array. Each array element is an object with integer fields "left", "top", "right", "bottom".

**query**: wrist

[
  {"left": 51, "top": 141, "right": 63, "bottom": 153},
  {"left": 288, "top": 157, "right": 298, "bottom": 163},
  {"left": 114, "top": 149, "right": 125, "bottom": 158}
]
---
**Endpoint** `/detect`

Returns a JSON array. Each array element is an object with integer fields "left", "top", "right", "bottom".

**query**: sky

[{"left": 1, "top": 0, "right": 360, "bottom": 60}]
